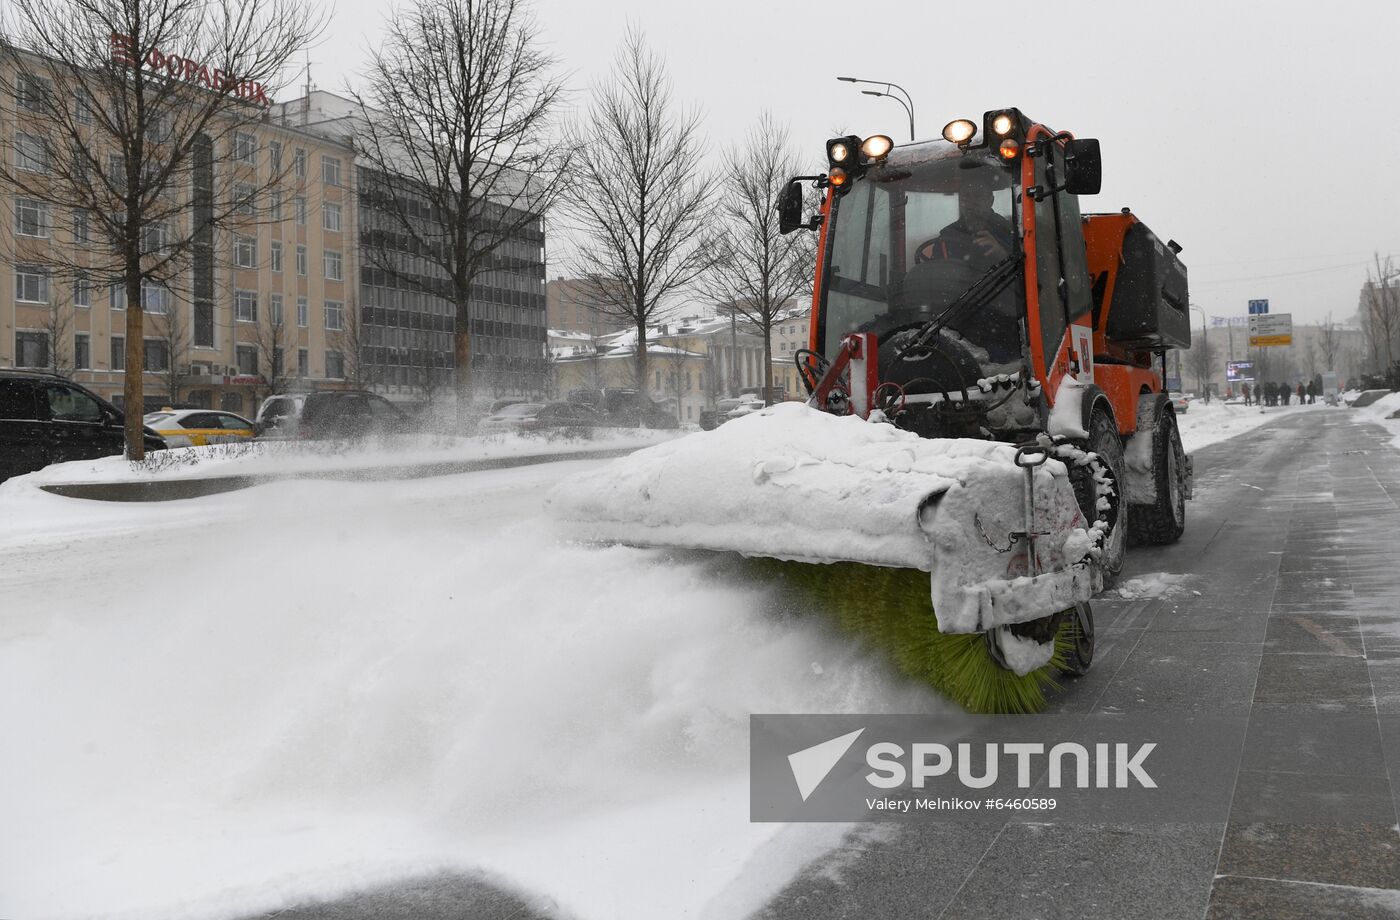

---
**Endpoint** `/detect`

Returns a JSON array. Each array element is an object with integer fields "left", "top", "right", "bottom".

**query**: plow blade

[{"left": 546, "top": 404, "right": 1101, "bottom": 712}]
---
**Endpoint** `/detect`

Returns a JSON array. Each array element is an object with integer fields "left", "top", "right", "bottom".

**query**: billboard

[
  {"left": 1226, "top": 361, "right": 1255, "bottom": 382},
  {"left": 1248, "top": 313, "right": 1292, "bottom": 347}
]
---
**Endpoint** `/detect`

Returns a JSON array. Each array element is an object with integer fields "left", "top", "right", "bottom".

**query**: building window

[
  {"left": 73, "top": 90, "right": 95, "bottom": 125},
  {"left": 142, "top": 220, "right": 169, "bottom": 253},
  {"left": 270, "top": 241, "right": 283, "bottom": 272},
  {"left": 325, "top": 349, "right": 344, "bottom": 379},
  {"left": 297, "top": 347, "right": 308, "bottom": 377},
  {"left": 269, "top": 140, "right": 282, "bottom": 171},
  {"left": 295, "top": 196, "right": 307, "bottom": 224},
  {"left": 110, "top": 283, "right": 126, "bottom": 310},
  {"left": 236, "top": 345, "right": 258, "bottom": 376},
  {"left": 75, "top": 333, "right": 90, "bottom": 369},
  {"left": 323, "top": 202, "right": 341, "bottom": 232},
  {"left": 270, "top": 293, "right": 284, "bottom": 326},
  {"left": 110, "top": 335, "right": 125, "bottom": 370},
  {"left": 72, "top": 209, "right": 90, "bottom": 242},
  {"left": 234, "top": 234, "right": 257, "bottom": 268},
  {"left": 272, "top": 346, "right": 284, "bottom": 379},
  {"left": 143, "top": 338, "right": 170, "bottom": 372},
  {"left": 14, "top": 197, "right": 51, "bottom": 237},
  {"left": 235, "top": 290, "right": 258, "bottom": 323},
  {"left": 15, "top": 73, "right": 51, "bottom": 111},
  {"left": 296, "top": 245, "right": 307, "bottom": 276},
  {"left": 16, "top": 133, "right": 49, "bottom": 172},
  {"left": 15, "top": 264, "right": 49, "bottom": 304},
  {"left": 233, "top": 131, "right": 256, "bottom": 163},
  {"left": 324, "top": 299, "right": 343, "bottom": 331},
  {"left": 294, "top": 148, "right": 306, "bottom": 177},
  {"left": 296, "top": 297, "right": 308, "bottom": 327},
  {"left": 141, "top": 281, "right": 171, "bottom": 314},
  {"left": 194, "top": 301, "right": 214, "bottom": 348},
  {"left": 14, "top": 331, "right": 49, "bottom": 368},
  {"left": 235, "top": 182, "right": 255, "bottom": 215},
  {"left": 74, "top": 274, "right": 90, "bottom": 307},
  {"left": 270, "top": 190, "right": 283, "bottom": 220},
  {"left": 322, "top": 156, "right": 342, "bottom": 187},
  {"left": 323, "top": 250, "right": 342, "bottom": 281}
]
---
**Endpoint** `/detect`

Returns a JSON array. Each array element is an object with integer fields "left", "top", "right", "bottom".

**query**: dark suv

[
  {"left": 0, "top": 370, "right": 166, "bottom": 482},
  {"left": 256, "top": 390, "right": 411, "bottom": 440}
]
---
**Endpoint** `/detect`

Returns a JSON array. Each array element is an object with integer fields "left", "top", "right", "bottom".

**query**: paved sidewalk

[{"left": 759, "top": 409, "right": 1400, "bottom": 920}]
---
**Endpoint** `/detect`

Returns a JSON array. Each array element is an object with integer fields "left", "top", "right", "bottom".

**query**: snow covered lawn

[
  {"left": 8, "top": 428, "right": 680, "bottom": 490},
  {"left": 1351, "top": 391, "right": 1400, "bottom": 450},
  {"left": 0, "top": 461, "right": 944, "bottom": 920}
]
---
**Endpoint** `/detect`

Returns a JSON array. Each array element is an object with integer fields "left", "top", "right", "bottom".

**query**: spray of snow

[{"left": 0, "top": 464, "right": 943, "bottom": 920}]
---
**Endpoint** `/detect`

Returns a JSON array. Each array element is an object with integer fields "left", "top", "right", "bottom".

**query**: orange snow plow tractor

[{"left": 551, "top": 109, "right": 1191, "bottom": 713}]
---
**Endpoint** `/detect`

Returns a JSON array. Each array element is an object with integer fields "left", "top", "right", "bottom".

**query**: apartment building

[{"left": 275, "top": 91, "right": 549, "bottom": 402}]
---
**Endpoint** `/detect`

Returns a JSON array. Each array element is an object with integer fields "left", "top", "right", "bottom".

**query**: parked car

[
  {"left": 142, "top": 409, "right": 256, "bottom": 447},
  {"left": 567, "top": 388, "right": 679, "bottom": 429},
  {"left": 0, "top": 370, "right": 165, "bottom": 482},
  {"left": 256, "top": 391, "right": 410, "bottom": 440},
  {"left": 478, "top": 401, "right": 605, "bottom": 435},
  {"left": 1167, "top": 391, "right": 1190, "bottom": 414}
]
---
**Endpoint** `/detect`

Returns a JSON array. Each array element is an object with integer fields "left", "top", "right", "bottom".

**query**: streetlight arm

[{"left": 837, "top": 76, "right": 916, "bottom": 141}]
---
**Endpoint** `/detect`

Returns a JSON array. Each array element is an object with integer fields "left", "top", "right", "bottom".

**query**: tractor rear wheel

[{"left": 1129, "top": 405, "right": 1188, "bottom": 544}]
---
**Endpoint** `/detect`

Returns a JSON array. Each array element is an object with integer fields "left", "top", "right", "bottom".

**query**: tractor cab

[{"left": 783, "top": 109, "right": 1108, "bottom": 440}]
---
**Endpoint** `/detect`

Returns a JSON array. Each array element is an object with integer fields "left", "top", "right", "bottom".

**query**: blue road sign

[{"left": 1248, "top": 299, "right": 1269, "bottom": 315}]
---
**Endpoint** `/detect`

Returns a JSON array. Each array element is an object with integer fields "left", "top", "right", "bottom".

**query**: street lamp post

[{"left": 836, "top": 76, "right": 915, "bottom": 141}]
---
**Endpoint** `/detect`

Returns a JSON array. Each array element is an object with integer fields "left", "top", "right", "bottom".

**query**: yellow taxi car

[{"left": 141, "top": 408, "right": 257, "bottom": 448}]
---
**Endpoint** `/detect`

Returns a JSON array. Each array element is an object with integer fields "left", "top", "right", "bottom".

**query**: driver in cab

[{"left": 918, "top": 168, "right": 1015, "bottom": 272}]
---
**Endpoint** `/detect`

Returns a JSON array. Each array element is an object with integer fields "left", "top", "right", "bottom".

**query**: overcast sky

[{"left": 310, "top": 0, "right": 1400, "bottom": 328}]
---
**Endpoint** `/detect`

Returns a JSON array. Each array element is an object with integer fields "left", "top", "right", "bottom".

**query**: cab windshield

[{"left": 821, "top": 143, "right": 1023, "bottom": 364}]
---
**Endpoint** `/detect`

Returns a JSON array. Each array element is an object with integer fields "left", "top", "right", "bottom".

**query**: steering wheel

[{"left": 914, "top": 237, "right": 949, "bottom": 265}]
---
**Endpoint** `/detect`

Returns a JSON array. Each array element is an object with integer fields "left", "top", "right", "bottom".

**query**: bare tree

[
  {"left": 699, "top": 113, "right": 815, "bottom": 407},
  {"left": 144, "top": 294, "right": 188, "bottom": 404},
  {"left": 1318, "top": 313, "right": 1340, "bottom": 372},
  {"left": 1186, "top": 334, "right": 1219, "bottom": 396},
  {"left": 351, "top": 0, "right": 567, "bottom": 423},
  {"left": 39, "top": 295, "right": 74, "bottom": 376},
  {"left": 335, "top": 292, "right": 380, "bottom": 390},
  {"left": 251, "top": 308, "right": 297, "bottom": 406},
  {"left": 1364, "top": 254, "right": 1399, "bottom": 374},
  {"left": 563, "top": 27, "right": 713, "bottom": 401},
  {"left": 0, "top": 0, "right": 322, "bottom": 456}
]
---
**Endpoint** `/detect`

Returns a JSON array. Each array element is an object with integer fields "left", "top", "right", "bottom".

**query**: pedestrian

[
  {"left": 1242, "top": 382, "right": 1252, "bottom": 406},
  {"left": 1263, "top": 381, "right": 1274, "bottom": 406},
  {"left": 1307, "top": 380, "right": 1318, "bottom": 404},
  {"left": 1297, "top": 382, "right": 1307, "bottom": 404},
  {"left": 1280, "top": 383, "right": 1290, "bottom": 406}
]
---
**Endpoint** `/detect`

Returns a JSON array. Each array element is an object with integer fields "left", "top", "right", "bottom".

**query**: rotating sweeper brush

[{"left": 549, "top": 109, "right": 1192, "bottom": 713}]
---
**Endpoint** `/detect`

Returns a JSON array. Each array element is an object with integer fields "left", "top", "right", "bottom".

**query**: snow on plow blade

[{"left": 546, "top": 403, "right": 1099, "bottom": 635}]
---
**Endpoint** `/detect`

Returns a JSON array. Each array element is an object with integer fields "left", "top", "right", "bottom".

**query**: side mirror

[
  {"left": 1063, "top": 138, "right": 1101, "bottom": 195},
  {"left": 777, "top": 180, "right": 804, "bottom": 235}
]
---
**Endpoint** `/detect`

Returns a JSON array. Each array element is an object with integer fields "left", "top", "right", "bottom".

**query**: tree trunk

[
  {"left": 761, "top": 322, "right": 773, "bottom": 407},
  {"left": 454, "top": 311, "right": 474, "bottom": 430},
  {"left": 123, "top": 273, "right": 145, "bottom": 460},
  {"left": 635, "top": 322, "right": 649, "bottom": 400}
]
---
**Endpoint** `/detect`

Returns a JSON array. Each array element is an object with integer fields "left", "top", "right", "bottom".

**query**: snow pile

[
  {"left": 1112, "top": 572, "right": 1191, "bottom": 599},
  {"left": 1352, "top": 391, "right": 1400, "bottom": 450},
  {"left": 6, "top": 428, "right": 679, "bottom": 489},
  {"left": 0, "top": 465, "right": 942, "bottom": 920},
  {"left": 548, "top": 403, "right": 1099, "bottom": 634}
]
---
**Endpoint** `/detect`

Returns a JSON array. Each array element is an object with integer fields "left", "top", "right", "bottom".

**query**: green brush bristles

[{"left": 746, "top": 558, "right": 1073, "bottom": 714}]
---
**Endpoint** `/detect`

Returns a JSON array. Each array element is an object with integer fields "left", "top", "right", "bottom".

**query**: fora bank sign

[{"left": 109, "top": 32, "right": 271, "bottom": 106}]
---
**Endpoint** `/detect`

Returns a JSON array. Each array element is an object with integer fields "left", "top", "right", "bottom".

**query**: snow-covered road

[{"left": 0, "top": 460, "right": 943, "bottom": 920}]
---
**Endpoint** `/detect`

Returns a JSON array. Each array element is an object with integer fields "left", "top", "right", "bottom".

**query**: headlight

[
  {"left": 828, "top": 167, "right": 850, "bottom": 187},
  {"left": 991, "top": 113, "right": 1015, "bottom": 136},
  {"left": 860, "top": 134, "right": 894, "bottom": 160},
  {"left": 942, "top": 119, "right": 977, "bottom": 145}
]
